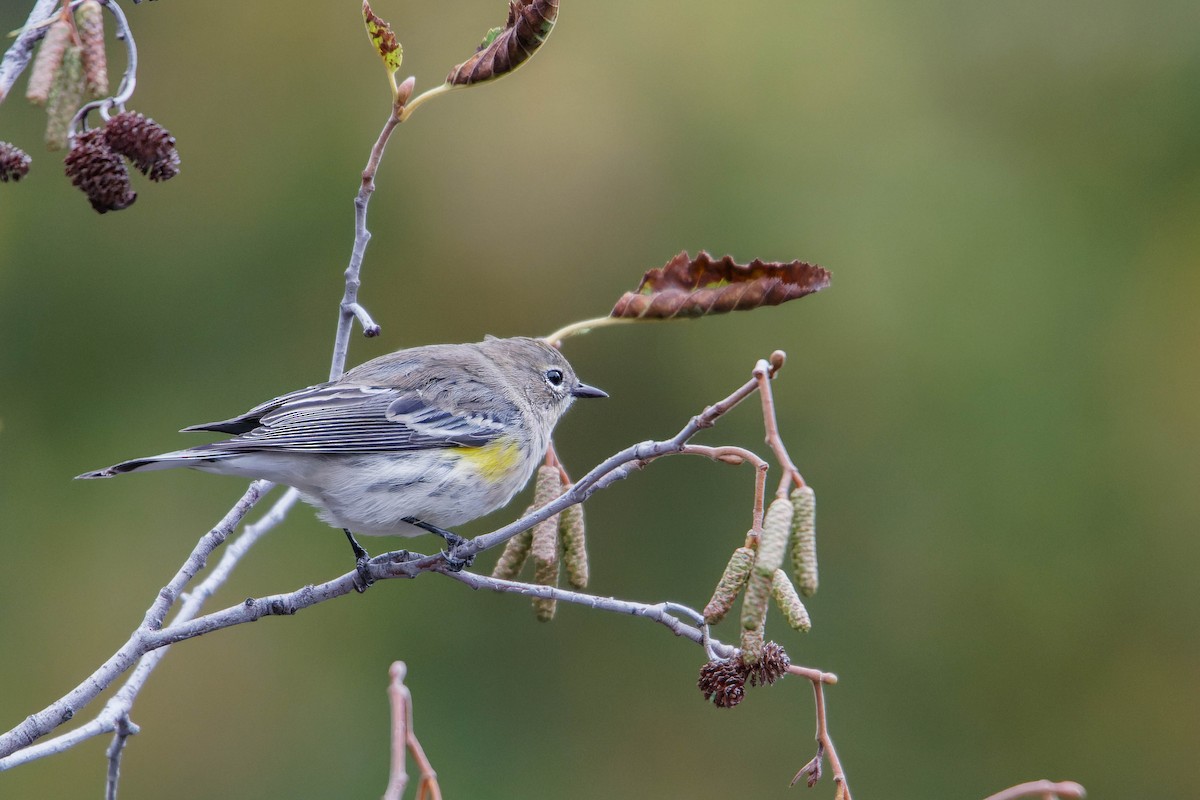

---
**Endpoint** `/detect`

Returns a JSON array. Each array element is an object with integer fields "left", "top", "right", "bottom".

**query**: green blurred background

[{"left": 2, "top": 0, "right": 1198, "bottom": 797}]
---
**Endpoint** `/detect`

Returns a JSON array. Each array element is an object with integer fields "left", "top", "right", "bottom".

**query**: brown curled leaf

[
  {"left": 610, "top": 250, "right": 831, "bottom": 320},
  {"left": 446, "top": 0, "right": 558, "bottom": 86}
]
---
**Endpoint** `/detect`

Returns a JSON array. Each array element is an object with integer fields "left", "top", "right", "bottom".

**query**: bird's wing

[
  {"left": 181, "top": 383, "right": 331, "bottom": 434},
  {"left": 207, "top": 384, "right": 519, "bottom": 454}
]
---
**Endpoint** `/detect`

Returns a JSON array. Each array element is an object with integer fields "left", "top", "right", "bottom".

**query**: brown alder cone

[
  {"left": 25, "top": 18, "right": 71, "bottom": 105},
  {"left": 63, "top": 128, "right": 136, "bottom": 213},
  {"left": 697, "top": 658, "right": 746, "bottom": 708},
  {"left": 742, "top": 641, "right": 790, "bottom": 687},
  {"left": 0, "top": 142, "right": 32, "bottom": 182},
  {"left": 104, "top": 111, "right": 180, "bottom": 182}
]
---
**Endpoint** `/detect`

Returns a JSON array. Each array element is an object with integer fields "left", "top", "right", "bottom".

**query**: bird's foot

[
  {"left": 344, "top": 529, "right": 374, "bottom": 592},
  {"left": 401, "top": 517, "right": 475, "bottom": 572}
]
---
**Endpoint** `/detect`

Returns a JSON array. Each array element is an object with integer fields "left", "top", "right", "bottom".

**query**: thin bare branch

[
  {"left": 790, "top": 675, "right": 852, "bottom": 799},
  {"left": 382, "top": 662, "right": 441, "bottom": 800},
  {"left": 0, "top": 0, "right": 60, "bottom": 103},
  {"left": 103, "top": 714, "right": 137, "bottom": 800},
  {"left": 753, "top": 354, "right": 806, "bottom": 496},
  {"left": 679, "top": 443, "right": 770, "bottom": 536},
  {"left": 0, "top": 481, "right": 273, "bottom": 764},
  {"left": 981, "top": 780, "right": 1087, "bottom": 800},
  {"left": 329, "top": 107, "right": 401, "bottom": 380}
]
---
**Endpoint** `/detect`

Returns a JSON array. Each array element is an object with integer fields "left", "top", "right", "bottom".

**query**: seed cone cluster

[
  {"left": 104, "top": 111, "right": 180, "bottom": 182},
  {"left": 698, "top": 641, "right": 791, "bottom": 708},
  {"left": 63, "top": 128, "right": 135, "bottom": 212},
  {"left": 63, "top": 112, "right": 180, "bottom": 213},
  {"left": 0, "top": 142, "right": 32, "bottom": 182}
]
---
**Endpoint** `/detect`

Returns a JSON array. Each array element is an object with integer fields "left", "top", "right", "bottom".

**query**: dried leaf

[
  {"left": 610, "top": 250, "right": 831, "bottom": 320},
  {"left": 446, "top": 0, "right": 558, "bottom": 86},
  {"left": 363, "top": 0, "right": 402, "bottom": 75}
]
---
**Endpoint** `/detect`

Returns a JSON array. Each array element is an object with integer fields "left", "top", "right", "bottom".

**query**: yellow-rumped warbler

[{"left": 78, "top": 336, "right": 605, "bottom": 569}]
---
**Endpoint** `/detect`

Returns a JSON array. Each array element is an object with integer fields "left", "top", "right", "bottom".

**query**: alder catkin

[
  {"left": 789, "top": 484, "right": 818, "bottom": 597},
  {"left": 77, "top": 0, "right": 108, "bottom": 98},
  {"left": 739, "top": 556, "right": 772, "bottom": 663},
  {"left": 770, "top": 569, "right": 812, "bottom": 633},
  {"left": 756, "top": 498, "right": 795, "bottom": 576},
  {"left": 25, "top": 18, "right": 71, "bottom": 105},
  {"left": 44, "top": 45, "right": 84, "bottom": 151},
  {"left": 702, "top": 546, "right": 754, "bottom": 625},
  {"left": 559, "top": 501, "right": 588, "bottom": 590},
  {"left": 529, "top": 465, "right": 564, "bottom": 622},
  {"left": 491, "top": 526, "right": 533, "bottom": 580}
]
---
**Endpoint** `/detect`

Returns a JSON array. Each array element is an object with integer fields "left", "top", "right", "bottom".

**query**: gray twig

[
  {"left": 0, "top": 0, "right": 59, "bottom": 104},
  {"left": 103, "top": 714, "right": 138, "bottom": 800}
]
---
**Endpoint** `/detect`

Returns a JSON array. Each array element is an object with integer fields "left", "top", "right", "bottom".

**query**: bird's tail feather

[{"left": 75, "top": 449, "right": 229, "bottom": 479}]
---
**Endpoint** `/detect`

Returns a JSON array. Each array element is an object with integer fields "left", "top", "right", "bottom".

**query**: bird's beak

[{"left": 571, "top": 382, "right": 608, "bottom": 399}]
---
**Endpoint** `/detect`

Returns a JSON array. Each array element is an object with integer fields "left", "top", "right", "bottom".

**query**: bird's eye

[{"left": 544, "top": 369, "right": 564, "bottom": 387}]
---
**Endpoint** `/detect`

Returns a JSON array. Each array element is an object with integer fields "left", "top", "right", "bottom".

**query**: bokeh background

[{"left": 2, "top": 0, "right": 1198, "bottom": 797}]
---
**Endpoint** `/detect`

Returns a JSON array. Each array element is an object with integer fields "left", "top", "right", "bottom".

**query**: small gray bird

[{"left": 79, "top": 336, "right": 606, "bottom": 570}]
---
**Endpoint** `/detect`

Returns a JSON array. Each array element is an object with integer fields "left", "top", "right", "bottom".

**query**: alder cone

[
  {"left": 104, "top": 111, "right": 180, "bottom": 182},
  {"left": 0, "top": 142, "right": 32, "bottom": 182},
  {"left": 64, "top": 129, "right": 136, "bottom": 213},
  {"left": 610, "top": 251, "right": 832, "bottom": 320},
  {"left": 446, "top": 0, "right": 558, "bottom": 85}
]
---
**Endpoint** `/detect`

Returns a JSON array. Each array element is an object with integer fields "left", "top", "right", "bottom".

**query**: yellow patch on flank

[{"left": 458, "top": 436, "right": 523, "bottom": 480}]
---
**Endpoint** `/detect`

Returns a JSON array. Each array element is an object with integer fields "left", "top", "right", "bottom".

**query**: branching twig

[
  {"left": 103, "top": 714, "right": 137, "bottom": 800},
  {"left": 679, "top": 443, "right": 770, "bottom": 535},
  {"left": 0, "top": 0, "right": 60, "bottom": 103},
  {"left": 0, "top": 480, "right": 273, "bottom": 765},
  {"left": 753, "top": 354, "right": 806, "bottom": 497},
  {"left": 329, "top": 104, "right": 400, "bottom": 380},
  {"left": 789, "top": 665, "right": 851, "bottom": 799},
  {"left": 981, "top": 780, "right": 1087, "bottom": 800},
  {"left": 69, "top": 0, "right": 140, "bottom": 134},
  {"left": 382, "top": 662, "right": 441, "bottom": 800}
]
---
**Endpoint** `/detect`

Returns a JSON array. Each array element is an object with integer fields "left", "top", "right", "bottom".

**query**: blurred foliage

[{"left": 2, "top": 0, "right": 1198, "bottom": 797}]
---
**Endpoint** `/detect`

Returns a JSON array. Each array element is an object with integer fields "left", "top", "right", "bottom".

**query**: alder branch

[
  {"left": 0, "top": 482, "right": 285, "bottom": 767},
  {"left": 981, "top": 780, "right": 1087, "bottom": 800},
  {"left": 103, "top": 714, "right": 136, "bottom": 800},
  {"left": 790, "top": 668, "right": 852, "bottom": 799},
  {"left": 0, "top": 357, "right": 793, "bottom": 766},
  {"left": 0, "top": 0, "right": 59, "bottom": 104},
  {"left": 753, "top": 353, "right": 807, "bottom": 496},
  {"left": 382, "top": 662, "right": 441, "bottom": 800}
]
